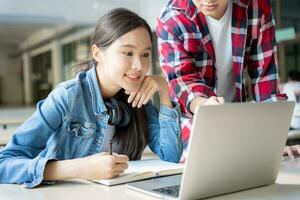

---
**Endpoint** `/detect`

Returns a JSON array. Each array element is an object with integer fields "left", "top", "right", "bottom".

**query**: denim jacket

[{"left": 0, "top": 67, "right": 182, "bottom": 188}]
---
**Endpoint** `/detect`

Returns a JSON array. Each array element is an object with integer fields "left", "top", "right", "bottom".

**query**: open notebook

[{"left": 93, "top": 159, "right": 184, "bottom": 186}]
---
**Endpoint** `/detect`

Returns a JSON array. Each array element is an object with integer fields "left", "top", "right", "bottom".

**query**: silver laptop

[{"left": 126, "top": 101, "right": 295, "bottom": 199}]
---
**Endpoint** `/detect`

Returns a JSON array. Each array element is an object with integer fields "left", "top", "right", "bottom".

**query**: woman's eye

[
  {"left": 122, "top": 52, "right": 133, "bottom": 56},
  {"left": 142, "top": 53, "right": 150, "bottom": 58}
]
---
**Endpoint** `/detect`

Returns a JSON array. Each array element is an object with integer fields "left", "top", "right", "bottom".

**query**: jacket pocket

[
  {"left": 67, "top": 119, "right": 96, "bottom": 138},
  {"left": 57, "top": 117, "right": 97, "bottom": 159}
]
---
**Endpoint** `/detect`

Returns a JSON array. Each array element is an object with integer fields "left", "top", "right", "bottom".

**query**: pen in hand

[{"left": 109, "top": 139, "right": 113, "bottom": 155}]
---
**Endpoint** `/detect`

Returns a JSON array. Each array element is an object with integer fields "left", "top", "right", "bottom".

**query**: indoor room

[{"left": 1, "top": 0, "right": 300, "bottom": 199}]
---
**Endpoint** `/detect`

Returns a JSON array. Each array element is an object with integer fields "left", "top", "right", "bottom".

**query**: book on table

[{"left": 93, "top": 159, "right": 184, "bottom": 186}]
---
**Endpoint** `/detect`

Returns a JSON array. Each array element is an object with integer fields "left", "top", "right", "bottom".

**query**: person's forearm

[
  {"left": 44, "top": 158, "right": 83, "bottom": 181},
  {"left": 158, "top": 88, "right": 172, "bottom": 108}
]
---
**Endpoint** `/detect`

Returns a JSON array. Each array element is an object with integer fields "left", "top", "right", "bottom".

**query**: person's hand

[
  {"left": 203, "top": 96, "right": 225, "bottom": 106},
  {"left": 283, "top": 145, "right": 300, "bottom": 159},
  {"left": 79, "top": 152, "right": 129, "bottom": 180},
  {"left": 125, "top": 75, "right": 171, "bottom": 108},
  {"left": 190, "top": 96, "right": 225, "bottom": 113}
]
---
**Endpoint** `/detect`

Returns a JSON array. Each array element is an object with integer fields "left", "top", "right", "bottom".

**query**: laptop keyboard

[{"left": 153, "top": 185, "right": 180, "bottom": 197}]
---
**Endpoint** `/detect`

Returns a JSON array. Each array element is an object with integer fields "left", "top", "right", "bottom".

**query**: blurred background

[
  {"left": 0, "top": 0, "right": 170, "bottom": 146},
  {"left": 0, "top": 0, "right": 300, "bottom": 107},
  {"left": 0, "top": 0, "right": 168, "bottom": 106},
  {"left": 0, "top": 0, "right": 299, "bottom": 106},
  {"left": 0, "top": 0, "right": 300, "bottom": 147}
]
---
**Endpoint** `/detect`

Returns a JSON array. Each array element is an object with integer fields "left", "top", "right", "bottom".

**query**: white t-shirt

[
  {"left": 283, "top": 82, "right": 300, "bottom": 129},
  {"left": 205, "top": 1, "right": 235, "bottom": 102}
]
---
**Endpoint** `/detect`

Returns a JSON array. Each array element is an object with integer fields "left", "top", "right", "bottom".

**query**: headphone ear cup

[
  {"left": 105, "top": 98, "right": 131, "bottom": 127},
  {"left": 105, "top": 99, "right": 119, "bottom": 125},
  {"left": 110, "top": 98, "right": 122, "bottom": 125}
]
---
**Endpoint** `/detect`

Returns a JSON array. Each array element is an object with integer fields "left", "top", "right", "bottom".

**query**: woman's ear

[{"left": 91, "top": 44, "right": 103, "bottom": 63}]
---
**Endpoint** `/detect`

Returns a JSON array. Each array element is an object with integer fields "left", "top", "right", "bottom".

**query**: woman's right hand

[
  {"left": 126, "top": 75, "right": 172, "bottom": 108},
  {"left": 79, "top": 152, "right": 129, "bottom": 180}
]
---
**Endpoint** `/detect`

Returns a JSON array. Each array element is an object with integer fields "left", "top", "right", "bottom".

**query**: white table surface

[
  {"left": 0, "top": 157, "right": 300, "bottom": 200},
  {"left": 0, "top": 107, "right": 35, "bottom": 145},
  {"left": 0, "top": 126, "right": 18, "bottom": 145},
  {"left": 0, "top": 107, "right": 34, "bottom": 125}
]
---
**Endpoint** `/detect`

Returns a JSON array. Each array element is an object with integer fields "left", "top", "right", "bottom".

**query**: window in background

[
  {"left": 63, "top": 36, "right": 91, "bottom": 80},
  {"left": 31, "top": 51, "right": 52, "bottom": 103},
  {"left": 285, "top": 44, "right": 300, "bottom": 72},
  {"left": 271, "top": 0, "right": 300, "bottom": 81}
]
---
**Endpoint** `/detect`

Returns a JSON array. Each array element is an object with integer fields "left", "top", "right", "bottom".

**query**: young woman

[{"left": 0, "top": 8, "right": 183, "bottom": 188}]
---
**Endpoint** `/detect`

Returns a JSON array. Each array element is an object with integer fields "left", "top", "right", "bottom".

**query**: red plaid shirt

[{"left": 156, "top": 0, "right": 286, "bottom": 147}]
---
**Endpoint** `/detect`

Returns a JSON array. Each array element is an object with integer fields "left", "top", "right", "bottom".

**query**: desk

[
  {"left": 0, "top": 107, "right": 35, "bottom": 145},
  {"left": 0, "top": 107, "right": 34, "bottom": 128},
  {"left": 0, "top": 158, "right": 300, "bottom": 200},
  {"left": 0, "top": 126, "right": 18, "bottom": 145}
]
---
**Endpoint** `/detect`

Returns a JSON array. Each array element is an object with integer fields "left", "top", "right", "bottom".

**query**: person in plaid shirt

[{"left": 157, "top": 0, "right": 300, "bottom": 159}]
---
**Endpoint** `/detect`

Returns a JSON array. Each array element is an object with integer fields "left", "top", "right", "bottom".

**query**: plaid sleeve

[
  {"left": 247, "top": 0, "right": 286, "bottom": 102},
  {"left": 156, "top": 13, "right": 216, "bottom": 115}
]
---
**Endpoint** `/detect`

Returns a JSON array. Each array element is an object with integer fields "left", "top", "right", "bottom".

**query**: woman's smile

[{"left": 124, "top": 73, "right": 142, "bottom": 82}]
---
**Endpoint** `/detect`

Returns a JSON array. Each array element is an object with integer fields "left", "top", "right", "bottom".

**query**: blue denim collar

[{"left": 86, "top": 65, "right": 107, "bottom": 115}]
